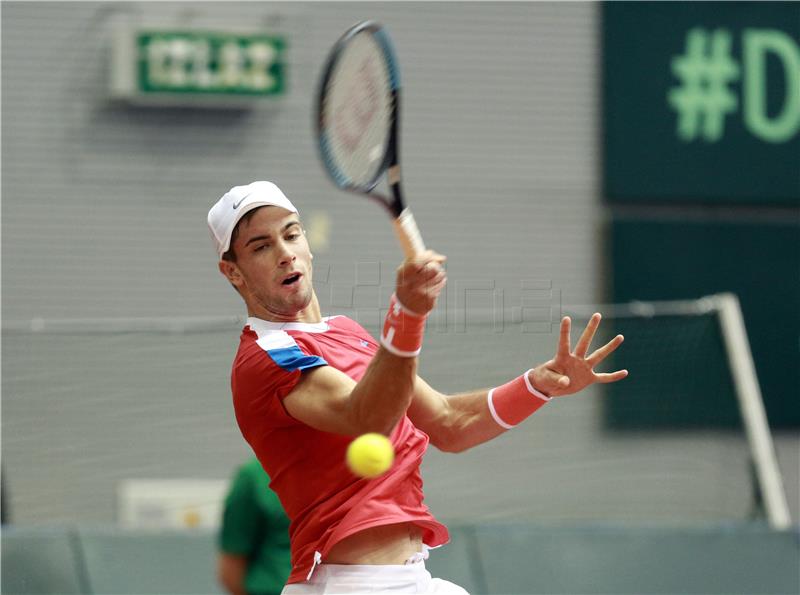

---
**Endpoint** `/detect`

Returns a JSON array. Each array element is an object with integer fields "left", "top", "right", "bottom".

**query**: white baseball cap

[{"left": 208, "top": 181, "right": 298, "bottom": 257}]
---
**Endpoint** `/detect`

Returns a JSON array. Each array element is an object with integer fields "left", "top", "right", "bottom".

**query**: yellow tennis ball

[{"left": 346, "top": 433, "right": 395, "bottom": 478}]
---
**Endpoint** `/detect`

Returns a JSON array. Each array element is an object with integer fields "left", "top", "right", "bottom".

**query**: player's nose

[{"left": 275, "top": 241, "right": 296, "bottom": 266}]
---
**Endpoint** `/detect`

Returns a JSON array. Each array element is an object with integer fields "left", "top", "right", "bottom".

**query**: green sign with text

[
  {"left": 136, "top": 31, "right": 286, "bottom": 96},
  {"left": 604, "top": 2, "right": 800, "bottom": 204}
]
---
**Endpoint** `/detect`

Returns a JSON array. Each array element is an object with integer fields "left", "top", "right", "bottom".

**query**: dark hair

[{"left": 221, "top": 209, "right": 261, "bottom": 263}]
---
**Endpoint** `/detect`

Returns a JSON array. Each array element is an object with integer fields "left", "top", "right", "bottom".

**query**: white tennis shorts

[{"left": 280, "top": 562, "right": 470, "bottom": 594}]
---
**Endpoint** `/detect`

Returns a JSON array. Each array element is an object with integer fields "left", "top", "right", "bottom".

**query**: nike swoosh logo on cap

[{"left": 232, "top": 192, "right": 253, "bottom": 210}]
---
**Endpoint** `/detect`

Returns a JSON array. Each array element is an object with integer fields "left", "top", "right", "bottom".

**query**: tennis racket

[{"left": 316, "top": 20, "right": 425, "bottom": 259}]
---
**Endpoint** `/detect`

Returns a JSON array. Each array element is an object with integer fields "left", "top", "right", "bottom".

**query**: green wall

[
  {"left": 608, "top": 217, "right": 800, "bottom": 428},
  {"left": 603, "top": 2, "right": 800, "bottom": 429}
]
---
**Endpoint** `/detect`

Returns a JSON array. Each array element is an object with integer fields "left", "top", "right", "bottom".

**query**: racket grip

[{"left": 393, "top": 208, "right": 426, "bottom": 259}]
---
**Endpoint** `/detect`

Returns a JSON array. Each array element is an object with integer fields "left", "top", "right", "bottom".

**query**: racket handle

[{"left": 393, "top": 208, "right": 426, "bottom": 258}]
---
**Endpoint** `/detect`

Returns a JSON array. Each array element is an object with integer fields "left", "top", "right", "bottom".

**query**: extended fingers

[
  {"left": 593, "top": 369, "right": 629, "bottom": 383},
  {"left": 587, "top": 334, "right": 625, "bottom": 366},
  {"left": 574, "top": 313, "right": 601, "bottom": 358},
  {"left": 557, "top": 316, "right": 571, "bottom": 359}
]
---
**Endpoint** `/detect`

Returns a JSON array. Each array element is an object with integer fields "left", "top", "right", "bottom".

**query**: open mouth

[{"left": 282, "top": 273, "right": 302, "bottom": 286}]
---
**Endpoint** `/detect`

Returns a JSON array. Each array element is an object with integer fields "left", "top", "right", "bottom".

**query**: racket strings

[{"left": 321, "top": 33, "right": 393, "bottom": 188}]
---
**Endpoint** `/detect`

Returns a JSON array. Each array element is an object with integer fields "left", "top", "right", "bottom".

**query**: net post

[{"left": 712, "top": 292, "right": 792, "bottom": 530}]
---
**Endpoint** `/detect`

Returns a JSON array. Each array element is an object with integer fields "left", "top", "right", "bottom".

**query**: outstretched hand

[{"left": 529, "top": 314, "right": 628, "bottom": 398}]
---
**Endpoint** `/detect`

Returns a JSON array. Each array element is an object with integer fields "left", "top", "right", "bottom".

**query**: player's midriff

[{"left": 324, "top": 522, "right": 424, "bottom": 565}]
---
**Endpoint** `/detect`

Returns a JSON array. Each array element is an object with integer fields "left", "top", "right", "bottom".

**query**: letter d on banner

[{"left": 743, "top": 29, "right": 800, "bottom": 143}]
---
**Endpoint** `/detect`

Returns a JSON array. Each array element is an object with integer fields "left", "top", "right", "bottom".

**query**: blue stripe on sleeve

[{"left": 266, "top": 346, "right": 327, "bottom": 372}]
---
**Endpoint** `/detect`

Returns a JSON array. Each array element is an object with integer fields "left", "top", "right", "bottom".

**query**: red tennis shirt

[{"left": 230, "top": 315, "right": 449, "bottom": 584}]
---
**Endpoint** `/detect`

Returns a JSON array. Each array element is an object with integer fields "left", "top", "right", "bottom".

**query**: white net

[
  {"left": 2, "top": 298, "right": 786, "bottom": 526},
  {"left": 417, "top": 312, "right": 754, "bottom": 524}
]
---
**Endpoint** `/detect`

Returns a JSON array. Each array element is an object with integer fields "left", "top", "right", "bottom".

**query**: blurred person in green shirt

[{"left": 217, "top": 458, "right": 291, "bottom": 595}]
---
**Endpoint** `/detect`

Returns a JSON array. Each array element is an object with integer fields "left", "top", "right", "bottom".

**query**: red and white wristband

[
  {"left": 380, "top": 293, "right": 427, "bottom": 357},
  {"left": 487, "top": 370, "right": 552, "bottom": 429}
]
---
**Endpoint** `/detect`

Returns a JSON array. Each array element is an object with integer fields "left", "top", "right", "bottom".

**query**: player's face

[{"left": 229, "top": 206, "right": 315, "bottom": 322}]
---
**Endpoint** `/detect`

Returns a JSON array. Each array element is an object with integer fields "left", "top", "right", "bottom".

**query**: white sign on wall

[{"left": 118, "top": 479, "right": 228, "bottom": 530}]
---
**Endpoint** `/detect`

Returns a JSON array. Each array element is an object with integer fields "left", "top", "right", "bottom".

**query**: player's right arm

[
  {"left": 282, "top": 251, "right": 446, "bottom": 436},
  {"left": 282, "top": 352, "right": 413, "bottom": 436}
]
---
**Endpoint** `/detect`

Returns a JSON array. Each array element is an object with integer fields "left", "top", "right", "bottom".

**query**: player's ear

[{"left": 219, "top": 260, "right": 244, "bottom": 288}]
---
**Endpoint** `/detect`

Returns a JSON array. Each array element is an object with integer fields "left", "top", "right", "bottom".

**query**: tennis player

[{"left": 208, "top": 181, "right": 628, "bottom": 594}]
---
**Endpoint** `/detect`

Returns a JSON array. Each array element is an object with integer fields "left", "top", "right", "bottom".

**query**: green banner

[
  {"left": 136, "top": 31, "right": 286, "bottom": 96},
  {"left": 603, "top": 2, "right": 800, "bottom": 204}
]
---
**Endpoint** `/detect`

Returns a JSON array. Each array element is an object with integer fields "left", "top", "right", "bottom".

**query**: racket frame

[{"left": 316, "top": 21, "right": 425, "bottom": 257}]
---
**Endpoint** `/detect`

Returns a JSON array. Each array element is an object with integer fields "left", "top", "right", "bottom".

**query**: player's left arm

[{"left": 407, "top": 314, "right": 627, "bottom": 453}]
